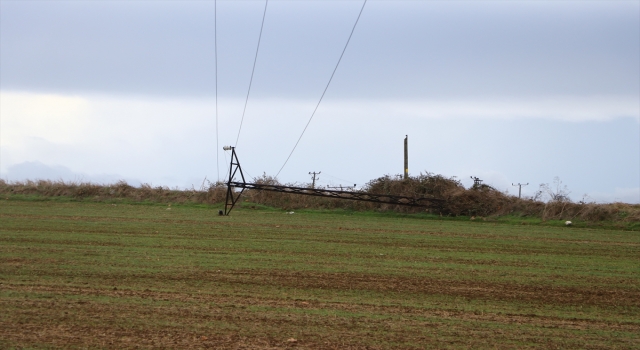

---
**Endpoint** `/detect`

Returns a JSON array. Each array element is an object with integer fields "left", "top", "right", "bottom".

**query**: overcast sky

[{"left": 1, "top": 0, "right": 639, "bottom": 203}]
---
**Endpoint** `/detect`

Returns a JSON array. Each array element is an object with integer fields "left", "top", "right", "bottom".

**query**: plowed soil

[{"left": 1, "top": 200, "right": 639, "bottom": 349}]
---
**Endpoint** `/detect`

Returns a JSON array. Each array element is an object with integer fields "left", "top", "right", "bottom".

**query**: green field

[{"left": 1, "top": 199, "right": 639, "bottom": 349}]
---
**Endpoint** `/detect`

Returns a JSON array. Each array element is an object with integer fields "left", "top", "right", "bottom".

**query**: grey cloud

[{"left": 1, "top": 1, "right": 637, "bottom": 99}]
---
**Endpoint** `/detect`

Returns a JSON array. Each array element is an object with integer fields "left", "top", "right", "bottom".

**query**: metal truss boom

[{"left": 223, "top": 147, "right": 444, "bottom": 215}]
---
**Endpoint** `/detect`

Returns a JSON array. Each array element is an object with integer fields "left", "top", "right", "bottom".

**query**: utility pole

[
  {"left": 512, "top": 183, "right": 529, "bottom": 198},
  {"left": 470, "top": 176, "right": 483, "bottom": 189},
  {"left": 309, "top": 171, "right": 321, "bottom": 189},
  {"left": 404, "top": 135, "right": 408, "bottom": 180}
]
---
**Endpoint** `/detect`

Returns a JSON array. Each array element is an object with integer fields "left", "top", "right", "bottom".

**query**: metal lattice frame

[
  {"left": 223, "top": 147, "right": 444, "bottom": 215},
  {"left": 224, "top": 148, "right": 247, "bottom": 215}
]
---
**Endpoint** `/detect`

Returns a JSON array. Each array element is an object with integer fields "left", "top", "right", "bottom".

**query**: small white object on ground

[
  {"left": 565, "top": 221, "right": 572, "bottom": 226},
  {"left": 287, "top": 211, "right": 295, "bottom": 214}
]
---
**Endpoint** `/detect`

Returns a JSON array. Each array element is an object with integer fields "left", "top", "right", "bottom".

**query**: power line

[
  {"left": 275, "top": 0, "right": 367, "bottom": 178},
  {"left": 322, "top": 172, "right": 356, "bottom": 185},
  {"left": 235, "top": 0, "right": 269, "bottom": 148},
  {"left": 215, "top": 0, "right": 219, "bottom": 182}
]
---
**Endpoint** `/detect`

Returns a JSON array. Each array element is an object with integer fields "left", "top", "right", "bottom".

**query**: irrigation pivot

[
  {"left": 223, "top": 146, "right": 247, "bottom": 216},
  {"left": 223, "top": 147, "right": 445, "bottom": 215}
]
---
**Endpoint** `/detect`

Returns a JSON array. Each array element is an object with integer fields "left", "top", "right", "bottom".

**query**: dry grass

[
  {"left": 0, "top": 179, "right": 227, "bottom": 205},
  {"left": 1, "top": 175, "right": 638, "bottom": 223}
]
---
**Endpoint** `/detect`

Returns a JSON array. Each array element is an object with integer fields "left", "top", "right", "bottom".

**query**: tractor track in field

[
  {"left": 2, "top": 282, "right": 639, "bottom": 349},
  {"left": 208, "top": 269, "right": 640, "bottom": 307},
  {"left": 2, "top": 282, "right": 639, "bottom": 331},
  {"left": 3, "top": 265, "right": 639, "bottom": 308}
]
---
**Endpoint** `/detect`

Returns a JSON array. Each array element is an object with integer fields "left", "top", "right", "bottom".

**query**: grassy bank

[
  {"left": 2, "top": 190, "right": 639, "bottom": 231},
  {"left": 2, "top": 178, "right": 639, "bottom": 228}
]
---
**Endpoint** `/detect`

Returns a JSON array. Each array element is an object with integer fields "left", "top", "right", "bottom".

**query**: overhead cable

[
  {"left": 215, "top": 0, "right": 220, "bottom": 181},
  {"left": 235, "top": 0, "right": 269, "bottom": 148},
  {"left": 275, "top": 0, "right": 367, "bottom": 178}
]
